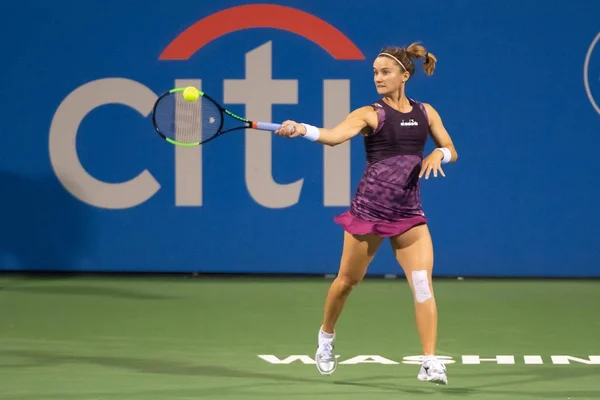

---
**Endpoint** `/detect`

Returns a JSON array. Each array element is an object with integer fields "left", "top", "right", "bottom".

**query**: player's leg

[
  {"left": 316, "top": 231, "right": 383, "bottom": 375},
  {"left": 390, "top": 224, "right": 447, "bottom": 384}
]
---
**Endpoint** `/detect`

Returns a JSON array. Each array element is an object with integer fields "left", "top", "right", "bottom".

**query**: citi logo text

[{"left": 48, "top": 5, "right": 365, "bottom": 210}]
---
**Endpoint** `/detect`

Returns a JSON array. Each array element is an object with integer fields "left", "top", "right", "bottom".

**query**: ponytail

[{"left": 406, "top": 42, "right": 437, "bottom": 76}]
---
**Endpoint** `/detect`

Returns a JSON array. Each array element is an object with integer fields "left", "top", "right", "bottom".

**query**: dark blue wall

[{"left": 1, "top": 1, "right": 599, "bottom": 276}]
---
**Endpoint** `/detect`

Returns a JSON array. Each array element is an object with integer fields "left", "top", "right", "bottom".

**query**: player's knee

[
  {"left": 411, "top": 270, "right": 433, "bottom": 303},
  {"left": 336, "top": 275, "right": 361, "bottom": 295}
]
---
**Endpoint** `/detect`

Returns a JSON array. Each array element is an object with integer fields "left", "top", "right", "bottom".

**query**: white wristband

[
  {"left": 301, "top": 123, "right": 320, "bottom": 142},
  {"left": 435, "top": 147, "right": 451, "bottom": 164}
]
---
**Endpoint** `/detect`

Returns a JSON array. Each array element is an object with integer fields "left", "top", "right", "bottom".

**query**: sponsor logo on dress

[{"left": 401, "top": 119, "right": 419, "bottom": 127}]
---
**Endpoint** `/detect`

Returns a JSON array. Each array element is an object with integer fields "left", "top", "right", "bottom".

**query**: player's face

[{"left": 373, "top": 56, "right": 408, "bottom": 95}]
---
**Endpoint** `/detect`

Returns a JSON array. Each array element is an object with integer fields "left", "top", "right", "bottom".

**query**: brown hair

[{"left": 378, "top": 42, "right": 437, "bottom": 78}]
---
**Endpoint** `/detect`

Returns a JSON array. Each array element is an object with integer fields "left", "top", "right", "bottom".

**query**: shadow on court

[
  {"left": 3, "top": 350, "right": 600, "bottom": 398},
  {"left": 334, "top": 368, "right": 600, "bottom": 398},
  {"left": 0, "top": 283, "right": 177, "bottom": 300},
  {"left": 0, "top": 171, "right": 91, "bottom": 275},
  {"left": 0, "top": 350, "right": 322, "bottom": 384}
]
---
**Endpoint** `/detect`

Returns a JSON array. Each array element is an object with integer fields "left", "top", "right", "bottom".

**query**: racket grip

[{"left": 253, "top": 122, "right": 282, "bottom": 131}]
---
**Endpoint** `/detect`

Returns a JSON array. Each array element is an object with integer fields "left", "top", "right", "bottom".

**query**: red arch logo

[{"left": 159, "top": 4, "right": 365, "bottom": 60}]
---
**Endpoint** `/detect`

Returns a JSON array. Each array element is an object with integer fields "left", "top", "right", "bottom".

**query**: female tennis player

[{"left": 275, "top": 42, "right": 457, "bottom": 385}]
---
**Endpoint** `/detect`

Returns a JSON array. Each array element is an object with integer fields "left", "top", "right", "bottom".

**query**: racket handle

[{"left": 253, "top": 122, "right": 282, "bottom": 131}]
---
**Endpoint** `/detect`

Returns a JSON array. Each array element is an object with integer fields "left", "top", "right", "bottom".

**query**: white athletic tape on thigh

[{"left": 412, "top": 270, "right": 432, "bottom": 303}]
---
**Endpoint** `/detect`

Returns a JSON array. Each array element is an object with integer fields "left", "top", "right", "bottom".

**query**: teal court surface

[{"left": 1, "top": 275, "right": 599, "bottom": 399}]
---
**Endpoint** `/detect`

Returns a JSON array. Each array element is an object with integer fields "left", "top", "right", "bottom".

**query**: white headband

[{"left": 378, "top": 52, "right": 407, "bottom": 72}]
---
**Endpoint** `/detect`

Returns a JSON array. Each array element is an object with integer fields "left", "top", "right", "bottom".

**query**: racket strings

[{"left": 154, "top": 92, "right": 222, "bottom": 144}]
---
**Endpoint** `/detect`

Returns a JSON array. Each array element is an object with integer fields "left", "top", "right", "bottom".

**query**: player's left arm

[
  {"left": 419, "top": 104, "right": 459, "bottom": 179},
  {"left": 424, "top": 103, "right": 458, "bottom": 162}
]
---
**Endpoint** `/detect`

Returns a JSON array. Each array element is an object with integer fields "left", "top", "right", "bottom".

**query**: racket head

[{"left": 151, "top": 88, "right": 225, "bottom": 146}]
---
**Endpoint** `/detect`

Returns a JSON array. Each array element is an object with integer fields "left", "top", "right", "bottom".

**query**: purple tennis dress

[{"left": 334, "top": 98, "right": 430, "bottom": 238}]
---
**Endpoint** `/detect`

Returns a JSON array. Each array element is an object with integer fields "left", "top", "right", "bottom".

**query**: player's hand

[
  {"left": 275, "top": 121, "right": 304, "bottom": 138},
  {"left": 419, "top": 150, "right": 446, "bottom": 179}
]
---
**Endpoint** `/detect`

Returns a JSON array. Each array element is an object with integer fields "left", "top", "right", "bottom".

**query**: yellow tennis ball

[{"left": 182, "top": 86, "right": 199, "bottom": 102}]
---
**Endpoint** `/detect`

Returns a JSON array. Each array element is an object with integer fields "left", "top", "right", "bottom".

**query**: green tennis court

[{"left": 1, "top": 276, "right": 599, "bottom": 399}]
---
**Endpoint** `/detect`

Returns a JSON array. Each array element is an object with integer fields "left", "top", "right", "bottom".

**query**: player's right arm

[{"left": 276, "top": 106, "right": 379, "bottom": 146}]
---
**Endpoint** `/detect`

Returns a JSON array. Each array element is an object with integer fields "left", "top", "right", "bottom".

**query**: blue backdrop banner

[{"left": 1, "top": 1, "right": 599, "bottom": 276}]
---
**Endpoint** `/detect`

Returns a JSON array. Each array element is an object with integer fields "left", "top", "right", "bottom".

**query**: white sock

[
  {"left": 319, "top": 327, "right": 334, "bottom": 345},
  {"left": 423, "top": 355, "right": 437, "bottom": 362}
]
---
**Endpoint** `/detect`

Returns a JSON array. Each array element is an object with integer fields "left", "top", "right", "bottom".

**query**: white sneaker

[
  {"left": 417, "top": 356, "right": 448, "bottom": 385},
  {"left": 315, "top": 328, "right": 336, "bottom": 375}
]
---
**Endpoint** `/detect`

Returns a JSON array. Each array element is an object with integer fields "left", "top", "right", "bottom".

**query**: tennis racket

[{"left": 151, "top": 87, "right": 290, "bottom": 146}]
